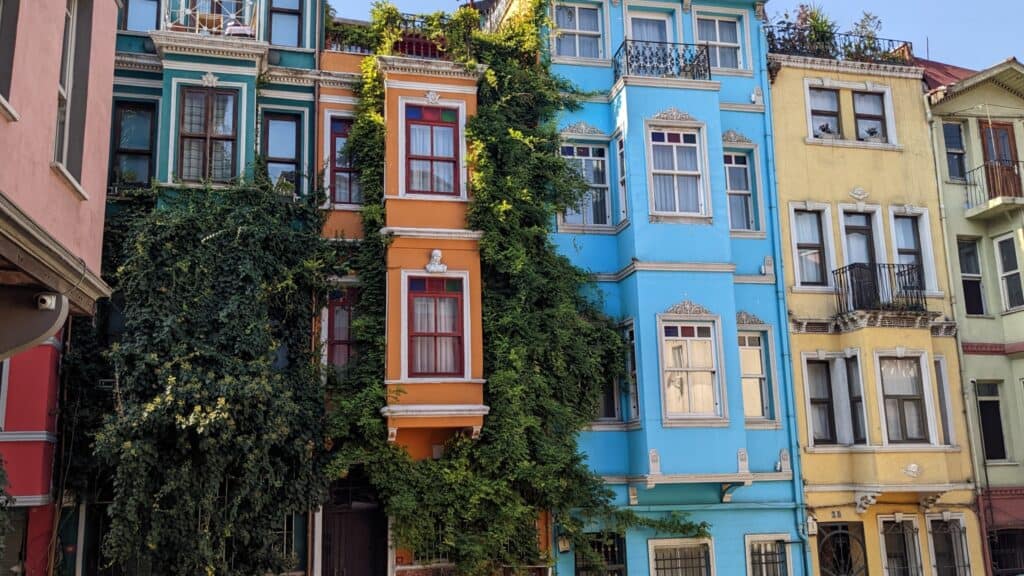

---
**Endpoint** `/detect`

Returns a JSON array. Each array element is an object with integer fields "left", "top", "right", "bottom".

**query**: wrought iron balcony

[
  {"left": 612, "top": 40, "right": 711, "bottom": 82},
  {"left": 325, "top": 14, "right": 449, "bottom": 59},
  {"left": 965, "top": 160, "right": 1024, "bottom": 212},
  {"left": 163, "top": 0, "right": 260, "bottom": 38},
  {"left": 766, "top": 25, "right": 913, "bottom": 66},
  {"left": 833, "top": 263, "right": 926, "bottom": 315}
]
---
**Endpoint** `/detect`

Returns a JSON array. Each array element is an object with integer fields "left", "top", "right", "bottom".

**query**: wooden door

[
  {"left": 323, "top": 505, "right": 387, "bottom": 576},
  {"left": 980, "top": 121, "right": 1022, "bottom": 199}
]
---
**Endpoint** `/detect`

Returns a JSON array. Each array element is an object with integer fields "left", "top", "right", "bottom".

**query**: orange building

[{"left": 314, "top": 20, "right": 487, "bottom": 576}]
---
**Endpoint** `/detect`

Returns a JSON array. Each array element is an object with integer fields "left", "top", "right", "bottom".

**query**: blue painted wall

[{"left": 549, "top": 2, "right": 808, "bottom": 575}]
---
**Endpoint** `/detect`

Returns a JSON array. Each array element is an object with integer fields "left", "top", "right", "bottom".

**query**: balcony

[
  {"left": 612, "top": 40, "right": 711, "bottom": 82},
  {"left": 964, "top": 160, "right": 1024, "bottom": 219},
  {"left": 325, "top": 14, "right": 449, "bottom": 59},
  {"left": 766, "top": 25, "right": 913, "bottom": 66},
  {"left": 163, "top": 0, "right": 259, "bottom": 38},
  {"left": 833, "top": 263, "right": 926, "bottom": 315}
]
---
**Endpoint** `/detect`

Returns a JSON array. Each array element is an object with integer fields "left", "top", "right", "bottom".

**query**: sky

[{"left": 331, "top": 0, "right": 1024, "bottom": 71}]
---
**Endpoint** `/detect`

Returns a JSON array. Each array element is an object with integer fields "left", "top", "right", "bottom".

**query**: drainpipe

[
  {"left": 924, "top": 91, "right": 993, "bottom": 575},
  {"left": 758, "top": 33, "right": 813, "bottom": 576}
]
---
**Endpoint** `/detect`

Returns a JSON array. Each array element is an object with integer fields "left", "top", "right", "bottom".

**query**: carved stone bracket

[
  {"left": 778, "top": 449, "right": 792, "bottom": 473},
  {"left": 737, "top": 448, "right": 750, "bottom": 474},
  {"left": 854, "top": 490, "right": 880, "bottom": 514},
  {"left": 628, "top": 486, "right": 638, "bottom": 505},
  {"left": 665, "top": 300, "right": 712, "bottom": 315},
  {"left": 919, "top": 492, "right": 944, "bottom": 511},
  {"left": 647, "top": 449, "right": 661, "bottom": 489}
]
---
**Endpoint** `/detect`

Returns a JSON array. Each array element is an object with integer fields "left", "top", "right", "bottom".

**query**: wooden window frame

[
  {"left": 977, "top": 382, "right": 1008, "bottom": 461},
  {"left": 331, "top": 118, "right": 360, "bottom": 205},
  {"left": 725, "top": 152, "right": 753, "bottom": 231},
  {"left": 853, "top": 91, "right": 887, "bottom": 142},
  {"left": 407, "top": 277, "right": 464, "bottom": 378},
  {"left": 807, "top": 359, "right": 837, "bottom": 444},
  {"left": 327, "top": 287, "right": 357, "bottom": 370},
  {"left": 262, "top": 111, "right": 301, "bottom": 187},
  {"left": 120, "top": 0, "right": 160, "bottom": 31},
  {"left": 553, "top": 3, "right": 602, "bottom": 59},
  {"left": 268, "top": 0, "right": 302, "bottom": 47},
  {"left": 957, "top": 238, "right": 986, "bottom": 315},
  {"left": 110, "top": 100, "right": 157, "bottom": 186},
  {"left": 879, "top": 357, "right": 929, "bottom": 444},
  {"left": 808, "top": 88, "right": 840, "bottom": 139},
  {"left": 795, "top": 209, "right": 827, "bottom": 286},
  {"left": 406, "top": 106, "right": 460, "bottom": 196},
  {"left": 943, "top": 122, "right": 967, "bottom": 181},
  {"left": 177, "top": 86, "right": 238, "bottom": 183},
  {"left": 894, "top": 215, "right": 924, "bottom": 287}
]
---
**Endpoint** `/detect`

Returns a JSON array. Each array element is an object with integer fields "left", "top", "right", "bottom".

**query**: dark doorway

[{"left": 323, "top": 471, "right": 388, "bottom": 576}]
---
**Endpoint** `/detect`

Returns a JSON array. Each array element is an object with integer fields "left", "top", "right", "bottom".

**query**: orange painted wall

[{"left": 318, "top": 53, "right": 364, "bottom": 240}]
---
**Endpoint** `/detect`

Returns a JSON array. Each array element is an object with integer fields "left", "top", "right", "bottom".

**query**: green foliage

[
  {"left": 327, "top": 2, "right": 707, "bottom": 574},
  {"left": 90, "top": 178, "right": 335, "bottom": 575}
]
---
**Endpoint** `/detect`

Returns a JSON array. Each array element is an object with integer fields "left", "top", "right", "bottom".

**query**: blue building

[{"left": 501, "top": 1, "right": 810, "bottom": 574}]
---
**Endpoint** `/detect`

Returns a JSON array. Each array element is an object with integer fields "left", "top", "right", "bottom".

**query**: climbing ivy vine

[{"left": 326, "top": 2, "right": 708, "bottom": 574}]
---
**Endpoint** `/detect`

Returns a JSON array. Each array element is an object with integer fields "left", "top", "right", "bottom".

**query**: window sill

[
  {"left": 730, "top": 230, "right": 766, "bottom": 239},
  {"left": 791, "top": 285, "right": 835, "bottom": 294},
  {"left": 984, "top": 460, "right": 1020, "bottom": 467},
  {"left": 557, "top": 223, "right": 617, "bottom": 235},
  {"left": 393, "top": 193, "right": 469, "bottom": 203},
  {"left": 964, "top": 313, "right": 996, "bottom": 319},
  {"left": 0, "top": 94, "right": 19, "bottom": 122},
  {"left": 663, "top": 417, "right": 729, "bottom": 428},
  {"left": 50, "top": 162, "right": 89, "bottom": 201},
  {"left": 711, "top": 67, "right": 753, "bottom": 77},
  {"left": 552, "top": 56, "right": 612, "bottom": 68},
  {"left": 745, "top": 419, "right": 782, "bottom": 430},
  {"left": 268, "top": 45, "right": 315, "bottom": 54},
  {"left": 924, "top": 290, "right": 946, "bottom": 299},
  {"left": 384, "top": 378, "right": 486, "bottom": 385},
  {"left": 586, "top": 420, "right": 641, "bottom": 431},
  {"left": 649, "top": 213, "right": 712, "bottom": 225},
  {"left": 804, "top": 137, "right": 903, "bottom": 152},
  {"left": 1001, "top": 306, "right": 1024, "bottom": 317},
  {"left": 945, "top": 179, "right": 968, "bottom": 186},
  {"left": 806, "top": 444, "right": 960, "bottom": 454},
  {"left": 328, "top": 202, "right": 363, "bottom": 212}
]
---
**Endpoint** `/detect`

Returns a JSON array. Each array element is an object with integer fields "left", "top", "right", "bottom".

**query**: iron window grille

[
  {"left": 881, "top": 520, "right": 923, "bottom": 576},
  {"left": 929, "top": 519, "right": 970, "bottom": 576},
  {"left": 575, "top": 533, "right": 626, "bottom": 576},
  {"left": 651, "top": 541, "right": 712, "bottom": 576},
  {"left": 749, "top": 539, "right": 788, "bottom": 576},
  {"left": 817, "top": 523, "right": 868, "bottom": 576}
]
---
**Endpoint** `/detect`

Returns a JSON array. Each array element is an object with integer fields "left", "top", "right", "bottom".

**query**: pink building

[{"left": 0, "top": 0, "right": 116, "bottom": 573}]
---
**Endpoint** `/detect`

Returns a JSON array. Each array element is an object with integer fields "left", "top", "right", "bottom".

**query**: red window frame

[
  {"left": 331, "top": 118, "right": 360, "bottom": 204},
  {"left": 408, "top": 277, "right": 463, "bottom": 377},
  {"left": 327, "top": 287, "right": 358, "bottom": 369},
  {"left": 405, "top": 106, "right": 459, "bottom": 196}
]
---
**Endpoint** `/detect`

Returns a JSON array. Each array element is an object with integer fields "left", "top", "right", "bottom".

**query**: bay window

[
  {"left": 561, "top": 144, "right": 610, "bottom": 227},
  {"left": 661, "top": 322, "right": 719, "bottom": 419},
  {"left": 406, "top": 105, "right": 458, "bottom": 196},
  {"left": 650, "top": 129, "right": 704, "bottom": 216},
  {"left": 408, "top": 277, "right": 463, "bottom": 377},
  {"left": 178, "top": 87, "right": 238, "bottom": 182},
  {"left": 805, "top": 354, "right": 867, "bottom": 446},
  {"left": 807, "top": 360, "right": 836, "bottom": 444}
]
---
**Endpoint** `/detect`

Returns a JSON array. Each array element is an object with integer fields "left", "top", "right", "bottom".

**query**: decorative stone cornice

[
  {"left": 767, "top": 53, "right": 924, "bottom": 80},
  {"left": 114, "top": 52, "right": 163, "bottom": 73},
  {"left": 651, "top": 107, "right": 697, "bottom": 122},
  {"left": 561, "top": 121, "right": 606, "bottom": 137},
  {"left": 665, "top": 300, "right": 712, "bottom": 316},
  {"left": 264, "top": 66, "right": 320, "bottom": 87},
  {"left": 376, "top": 55, "right": 487, "bottom": 81},
  {"left": 722, "top": 129, "right": 753, "bottom": 144},
  {"left": 736, "top": 311, "right": 767, "bottom": 325},
  {"left": 318, "top": 71, "right": 362, "bottom": 90},
  {"left": 149, "top": 31, "right": 269, "bottom": 63}
]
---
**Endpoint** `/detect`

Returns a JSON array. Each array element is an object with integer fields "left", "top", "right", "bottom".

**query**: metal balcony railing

[
  {"left": 833, "top": 263, "right": 926, "bottom": 314},
  {"left": 325, "top": 14, "right": 449, "bottom": 59},
  {"left": 163, "top": 0, "right": 259, "bottom": 37},
  {"left": 965, "top": 160, "right": 1024, "bottom": 210},
  {"left": 766, "top": 25, "right": 913, "bottom": 65},
  {"left": 612, "top": 40, "right": 711, "bottom": 81}
]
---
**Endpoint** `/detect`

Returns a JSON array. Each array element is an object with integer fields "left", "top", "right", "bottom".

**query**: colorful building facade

[
  {"left": 315, "top": 16, "right": 487, "bottom": 576},
  {"left": 0, "top": 0, "right": 118, "bottom": 572},
  {"left": 492, "top": 1, "right": 808, "bottom": 574},
  {"left": 927, "top": 57, "right": 1024, "bottom": 576},
  {"left": 768, "top": 27, "right": 984, "bottom": 576}
]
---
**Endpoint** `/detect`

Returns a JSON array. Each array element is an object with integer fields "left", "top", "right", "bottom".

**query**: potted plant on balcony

[{"left": 861, "top": 126, "right": 886, "bottom": 143}]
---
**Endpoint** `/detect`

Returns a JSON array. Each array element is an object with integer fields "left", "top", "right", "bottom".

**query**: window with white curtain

[
  {"left": 649, "top": 129, "right": 704, "bottom": 216},
  {"left": 409, "top": 277, "right": 463, "bottom": 377},
  {"left": 561, "top": 144, "right": 611, "bottom": 226},
  {"left": 696, "top": 16, "right": 741, "bottom": 69},
  {"left": 725, "top": 152, "right": 754, "bottom": 230},
  {"left": 554, "top": 4, "right": 602, "bottom": 58},
  {"left": 661, "top": 322, "right": 719, "bottom": 418},
  {"left": 794, "top": 210, "right": 828, "bottom": 286},
  {"left": 740, "top": 332, "right": 771, "bottom": 420},
  {"left": 406, "top": 105, "right": 459, "bottom": 195},
  {"left": 880, "top": 357, "right": 929, "bottom": 443},
  {"left": 805, "top": 354, "right": 867, "bottom": 446}
]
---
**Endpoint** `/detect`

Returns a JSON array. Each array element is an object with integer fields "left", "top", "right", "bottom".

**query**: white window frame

[
  {"left": 852, "top": 91, "right": 889, "bottom": 143},
  {"left": 54, "top": 0, "right": 76, "bottom": 166},
  {"left": 724, "top": 141, "right": 765, "bottom": 236},
  {"left": 551, "top": 2, "right": 610, "bottom": 63},
  {"left": 397, "top": 95, "right": 469, "bottom": 201},
  {"left": 616, "top": 135, "right": 628, "bottom": 223},
  {"left": 801, "top": 350, "right": 869, "bottom": 448},
  {"left": 623, "top": 319, "right": 640, "bottom": 423},
  {"left": 788, "top": 201, "right": 837, "bottom": 291},
  {"left": 887, "top": 205, "right": 939, "bottom": 295},
  {"left": 837, "top": 203, "right": 887, "bottom": 268},
  {"left": 993, "top": 232, "right": 1024, "bottom": 312},
  {"left": 956, "top": 237, "right": 987, "bottom": 315},
  {"left": 739, "top": 324, "right": 781, "bottom": 429},
  {"left": 724, "top": 152, "right": 753, "bottom": 232},
  {"left": 932, "top": 355, "right": 956, "bottom": 447},
  {"left": 323, "top": 108, "right": 361, "bottom": 211},
  {"left": 648, "top": 537, "right": 715, "bottom": 576},
  {"left": 877, "top": 515, "right": 924, "bottom": 576},
  {"left": 745, "top": 534, "right": 793, "bottom": 576},
  {"left": 924, "top": 512, "right": 972, "bottom": 576},
  {"left": 873, "top": 349, "right": 939, "bottom": 447},
  {"left": 657, "top": 312, "right": 727, "bottom": 426},
  {"left": 625, "top": 6, "right": 677, "bottom": 43},
  {"left": 802, "top": 78, "right": 899, "bottom": 148},
  {"left": 645, "top": 118, "right": 712, "bottom": 221},
  {"left": 694, "top": 9, "right": 752, "bottom": 74},
  {"left": 399, "top": 269, "right": 473, "bottom": 382},
  {"left": 558, "top": 140, "right": 614, "bottom": 231}
]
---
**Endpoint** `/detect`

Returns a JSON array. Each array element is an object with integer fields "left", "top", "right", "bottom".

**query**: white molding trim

[
  {"left": 50, "top": 162, "right": 89, "bottom": 200},
  {"left": 9, "top": 494, "right": 52, "bottom": 507},
  {"left": 383, "top": 80, "right": 477, "bottom": 95},
  {"left": 591, "top": 261, "right": 736, "bottom": 282},
  {"left": 380, "top": 404, "right": 490, "bottom": 417},
  {"left": 803, "top": 482, "right": 975, "bottom": 493},
  {"left": 112, "top": 76, "right": 164, "bottom": 89},
  {"left": 803, "top": 76, "right": 899, "bottom": 146},
  {"left": 0, "top": 360, "right": 8, "bottom": 430},
  {"left": 643, "top": 117, "right": 713, "bottom": 220},
  {"left": 887, "top": 205, "right": 939, "bottom": 292},
  {"left": 399, "top": 269, "right": 473, "bottom": 381},
  {"left": 167, "top": 78, "right": 248, "bottom": 184},
  {"left": 788, "top": 201, "right": 838, "bottom": 288},
  {"left": 320, "top": 95, "right": 359, "bottom": 106},
  {"left": 799, "top": 349, "right": 869, "bottom": 448},
  {"left": 656, "top": 311, "right": 729, "bottom": 423},
  {"left": 161, "top": 60, "right": 258, "bottom": 76},
  {"left": 768, "top": 53, "right": 925, "bottom": 80},
  {"left": 0, "top": 93, "right": 20, "bottom": 122},
  {"left": 397, "top": 95, "right": 469, "bottom": 199},
  {"left": 0, "top": 431, "right": 58, "bottom": 443},
  {"left": 380, "top": 227, "right": 483, "bottom": 241},
  {"left": 720, "top": 102, "right": 765, "bottom": 113},
  {"left": 259, "top": 89, "right": 314, "bottom": 102},
  {"left": 648, "top": 538, "right": 716, "bottom": 576},
  {"left": 744, "top": 534, "right": 794, "bottom": 576}
]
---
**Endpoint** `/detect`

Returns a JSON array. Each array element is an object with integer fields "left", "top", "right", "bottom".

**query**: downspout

[
  {"left": 758, "top": 35, "right": 813, "bottom": 576},
  {"left": 924, "top": 90, "right": 993, "bottom": 574}
]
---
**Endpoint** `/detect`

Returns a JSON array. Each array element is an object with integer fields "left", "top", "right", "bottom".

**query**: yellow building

[{"left": 767, "top": 27, "right": 985, "bottom": 575}]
